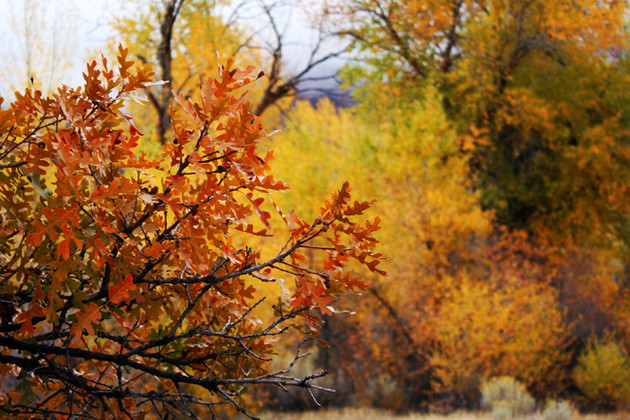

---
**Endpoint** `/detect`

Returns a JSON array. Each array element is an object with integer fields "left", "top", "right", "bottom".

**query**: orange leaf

[
  {"left": 246, "top": 193, "right": 272, "bottom": 229},
  {"left": 70, "top": 302, "right": 101, "bottom": 340},
  {"left": 109, "top": 273, "right": 136, "bottom": 305},
  {"left": 57, "top": 238, "right": 70, "bottom": 260}
]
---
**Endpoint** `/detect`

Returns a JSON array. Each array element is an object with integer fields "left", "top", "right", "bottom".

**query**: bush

[
  {"left": 481, "top": 377, "right": 536, "bottom": 419},
  {"left": 572, "top": 337, "right": 630, "bottom": 410},
  {"left": 431, "top": 277, "right": 570, "bottom": 406},
  {"left": 542, "top": 399, "right": 574, "bottom": 420}
]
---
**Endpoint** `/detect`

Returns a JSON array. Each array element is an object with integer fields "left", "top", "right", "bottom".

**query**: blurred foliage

[
  {"left": 572, "top": 337, "right": 630, "bottom": 410},
  {"left": 432, "top": 277, "right": 569, "bottom": 405}
]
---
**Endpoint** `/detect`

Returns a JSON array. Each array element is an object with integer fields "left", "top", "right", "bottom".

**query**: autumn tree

[
  {"left": 430, "top": 232, "right": 572, "bottom": 407},
  {"left": 112, "top": 0, "right": 345, "bottom": 145},
  {"left": 111, "top": 0, "right": 241, "bottom": 146},
  {"left": 266, "top": 0, "right": 630, "bottom": 402},
  {"left": 320, "top": 0, "right": 630, "bottom": 362},
  {"left": 0, "top": 46, "right": 384, "bottom": 418},
  {"left": 322, "top": 0, "right": 630, "bottom": 241},
  {"left": 265, "top": 86, "right": 501, "bottom": 408}
]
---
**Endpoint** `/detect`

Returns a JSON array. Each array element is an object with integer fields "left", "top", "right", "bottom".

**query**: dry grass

[
  {"left": 259, "top": 408, "right": 484, "bottom": 420},
  {"left": 259, "top": 407, "right": 630, "bottom": 420}
]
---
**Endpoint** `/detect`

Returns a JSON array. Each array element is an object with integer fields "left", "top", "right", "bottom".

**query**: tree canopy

[{"left": 0, "top": 45, "right": 384, "bottom": 418}]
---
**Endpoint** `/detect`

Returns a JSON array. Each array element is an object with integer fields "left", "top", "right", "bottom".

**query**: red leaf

[
  {"left": 109, "top": 274, "right": 136, "bottom": 305},
  {"left": 246, "top": 193, "right": 272, "bottom": 229},
  {"left": 70, "top": 302, "right": 102, "bottom": 340},
  {"left": 57, "top": 239, "right": 70, "bottom": 260}
]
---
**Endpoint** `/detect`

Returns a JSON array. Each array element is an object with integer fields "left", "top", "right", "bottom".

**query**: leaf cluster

[{"left": 0, "top": 45, "right": 384, "bottom": 418}]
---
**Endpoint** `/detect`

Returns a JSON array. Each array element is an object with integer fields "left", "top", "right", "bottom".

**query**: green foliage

[
  {"left": 480, "top": 377, "right": 536, "bottom": 419},
  {"left": 572, "top": 337, "right": 630, "bottom": 409}
]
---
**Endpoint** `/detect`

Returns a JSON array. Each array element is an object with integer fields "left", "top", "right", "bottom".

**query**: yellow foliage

[
  {"left": 431, "top": 276, "right": 570, "bottom": 398},
  {"left": 572, "top": 337, "right": 630, "bottom": 409}
]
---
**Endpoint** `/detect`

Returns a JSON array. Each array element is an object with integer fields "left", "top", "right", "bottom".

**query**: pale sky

[{"left": 0, "top": 0, "right": 129, "bottom": 95}]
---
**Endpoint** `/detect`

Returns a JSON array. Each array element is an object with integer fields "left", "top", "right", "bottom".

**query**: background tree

[
  {"left": 266, "top": 86, "right": 495, "bottom": 409},
  {"left": 266, "top": 0, "right": 630, "bottom": 409},
  {"left": 0, "top": 46, "right": 384, "bottom": 418},
  {"left": 322, "top": 0, "right": 630, "bottom": 241},
  {"left": 112, "top": 0, "right": 346, "bottom": 146}
]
